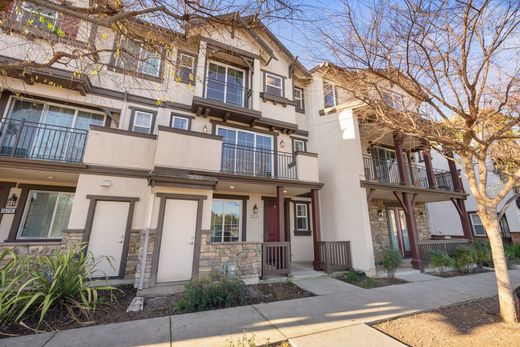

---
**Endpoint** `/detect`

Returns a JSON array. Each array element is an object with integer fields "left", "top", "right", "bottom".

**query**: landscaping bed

[
  {"left": 0, "top": 282, "right": 311, "bottom": 337},
  {"left": 373, "top": 296, "right": 520, "bottom": 347},
  {"left": 427, "top": 267, "right": 492, "bottom": 278},
  {"left": 335, "top": 271, "right": 407, "bottom": 288}
]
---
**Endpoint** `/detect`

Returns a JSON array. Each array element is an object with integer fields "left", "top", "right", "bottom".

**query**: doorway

[
  {"left": 386, "top": 206, "right": 411, "bottom": 257},
  {"left": 263, "top": 198, "right": 290, "bottom": 242}
]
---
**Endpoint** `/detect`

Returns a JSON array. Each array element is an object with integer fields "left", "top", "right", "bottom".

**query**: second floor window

[
  {"left": 115, "top": 38, "right": 161, "bottom": 78},
  {"left": 323, "top": 82, "right": 337, "bottom": 108},
  {"left": 265, "top": 73, "right": 283, "bottom": 97},
  {"left": 131, "top": 110, "right": 154, "bottom": 134},
  {"left": 293, "top": 139, "right": 305, "bottom": 152},
  {"left": 171, "top": 115, "right": 189, "bottom": 130},
  {"left": 294, "top": 87, "right": 304, "bottom": 111},
  {"left": 177, "top": 52, "right": 196, "bottom": 84},
  {"left": 18, "top": 2, "right": 58, "bottom": 32}
]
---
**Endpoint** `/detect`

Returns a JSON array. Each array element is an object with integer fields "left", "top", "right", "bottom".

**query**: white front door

[
  {"left": 88, "top": 201, "right": 130, "bottom": 278},
  {"left": 157, "top": 199, "right": 198, "bottom": 283}
]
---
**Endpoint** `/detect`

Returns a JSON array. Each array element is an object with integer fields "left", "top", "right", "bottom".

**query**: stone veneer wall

[
  {"left": 368, "top": 199, "right": 432, "bottom": 263},
  {"left": 199, "top": 231, "right": 262, "bottom": 283},
  {"left": 134, "top": 229, "right": 157, "bottom": 289}
]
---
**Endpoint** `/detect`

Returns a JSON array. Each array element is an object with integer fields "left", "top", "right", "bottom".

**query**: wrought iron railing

[
  {"left": 204, "top": 78, "right": 252, "bottom": 108},
  {"left": 363, "top": 155, "right": 455, "bottom": 191},
  {"left": 0, "top": 118, "right": 88, "bottom": 163},
  {"left": 221, "top": 143, "right": 297, "bottom": 179}
]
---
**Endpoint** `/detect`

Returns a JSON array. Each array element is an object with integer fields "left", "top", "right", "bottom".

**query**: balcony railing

[
  {"left": 204, "top": 78, "right": 252, "bottom": 109},
  {"left": 221, "top": 143, "right": 296, "bottom": 179},
  {"left": 363, "top": 155, "right": 455, "bottom": 191},
  {"left": 0, "top": 119, "right": 88, "bottom": 163}
]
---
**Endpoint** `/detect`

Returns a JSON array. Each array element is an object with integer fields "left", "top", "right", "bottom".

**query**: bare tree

[{"left": 316, "top": 0, "right": 519, "bottom": 322}]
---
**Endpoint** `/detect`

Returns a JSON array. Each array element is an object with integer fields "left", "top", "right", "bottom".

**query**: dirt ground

[
  {"left": 374, "top": 297, "right": 520, "bottom": 347},
  {"left": 335, "top": 275, "right": 408, "bottom": 288},
  {"left": 1, "top": 282, "right": 311, "bottom": 338},
  {"left": 427, "top": 267, "right": 492, "bottom": 278}
]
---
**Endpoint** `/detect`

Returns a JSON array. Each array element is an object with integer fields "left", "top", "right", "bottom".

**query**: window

[
  {"left": 323, "top": 82, "right": 337, "bottom": 108},
  {"left": 499, "top": 214, "right": 511, "bottom": 237},
  {"left": 17, "top": 2, "right": 58, "bottom": 32},
  {"left": 211, "top": 199, "right": 242, "bottom": 242},
  {"left": 469, "top": 213, "right": 486, "bottom": 236},
  {"left": 294, "top": 87, "right": 304, "bottom": 111},
  {"left": 131, "top": 110, "right": 154, "bottom": 134},
  {"left": 206, "top": 61, "right": 245, "bottom": 107},
  {"left": 0, "top": 98, "right": 105, "bottom": 162},
  {"left": 265, "top": 73, "right": 283, "bottom": 97},
  {"left": 18, "top": 191, "right": 74, "bottom": 239},
  {"left": 295, "top": 203, "right": 310, "bottom": 232},
  {"left": 171, "top": 115, "right": 189, "bottom": 130},
  {"left": 293, "top": 139, "right": 305, "bottom": 152},
  {"left": 115, "top": 38, "right": 161, "bottom": 78},
  {"left": 177, "top": 52, "right": 196, "bottom": 84}
]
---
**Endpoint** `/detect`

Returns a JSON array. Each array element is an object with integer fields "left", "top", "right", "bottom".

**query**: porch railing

[
  {"left": 262, "top": 242, "right": 291, "bottom": 277},
  {"left": 319, "top": 241, "right": 352, "bottom": 273},
  {"left": 417, "top": 239, "right": 471, "bottom": 263},
  {"left": 204, "top": 78, "right": 252, "bottom": 109},
  {"left": 362, "top": 155, "right": 455, "bottom": 192},
  {"left": 221, "top": 143, "right": 297, "bottom": 179},
  {"left": 0, "top": 118, "right": 88, "bottom": 163}
]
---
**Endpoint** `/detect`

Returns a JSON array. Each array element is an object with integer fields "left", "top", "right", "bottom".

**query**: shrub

[
  {"left": 0, "top": 247, "right": 114, "bottom": 328},
  {"left": 175, "top": 274, "right": 246, "bottom": 313},
  {"left": 382, "top": 248, "right": 402, "bottom": 279},
  {"left": 504, "top": 243, "right": 520, "bottom": 260},
  {"left": 364, "top": 277, "right": 377, "bottom": 288},
  {"left": 472, "top": 241, "right": 492, "bottom": 268},
  {"left": 0, "top": 250, "right": 29, "bottom": 326},
  {"left": 344, "top": 271, "right": 360, "bottom": 283},
  {"left": 453, "top": 246, "right": 476, "bottom": 273},
  {"left": 429, "top": 250, "right": 454, "bottom": 273}
]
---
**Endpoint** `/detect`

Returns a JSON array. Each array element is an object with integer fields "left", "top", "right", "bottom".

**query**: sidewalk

[{"left": 2, "top": 269, "right": 519, "bottom": 347}]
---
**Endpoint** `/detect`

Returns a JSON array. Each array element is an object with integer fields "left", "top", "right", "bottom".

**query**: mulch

[
  {"left": 335, "top": 275, "right": 408, "bottom": 288},
  {"left": 427, "top": 267, "right": 492, "bottom": 278}
]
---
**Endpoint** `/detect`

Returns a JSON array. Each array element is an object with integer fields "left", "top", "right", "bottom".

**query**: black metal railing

[
  {"left": 204, "top": 78, "right": 252, "bottom": 108},
  {"left": 363, "top": 155, "right": 455, "bottom": 191},
  {"left": 221, "top": 143, "right": 297, "bottom": 179},
  {"left": 0, "top": 119, "right": 88, "bottom": 163}
]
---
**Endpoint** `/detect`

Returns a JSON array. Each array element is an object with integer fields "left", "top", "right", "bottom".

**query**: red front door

[{"left": 265, "top": 199, "right": 280, "bottom": 242}]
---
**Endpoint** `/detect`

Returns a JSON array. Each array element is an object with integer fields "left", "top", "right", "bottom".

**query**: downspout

[{"left": 138, "top": 189, "right": 155, "bottom": 291}]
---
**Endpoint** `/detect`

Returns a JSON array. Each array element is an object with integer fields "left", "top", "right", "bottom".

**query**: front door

[
  {"left": 386, "top": 207, "right": 412, "bottom": 257},
  {"left": 265, "top": 199, "right": 280, "bottom": 242},
  {"left": 88, "top": 201, "right": 130, "bottom": 278},
  {"left": 156, "top": 198, "right": 198, "bottom": 283}
]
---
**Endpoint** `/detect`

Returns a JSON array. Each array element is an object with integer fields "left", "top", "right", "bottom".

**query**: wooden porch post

[
  {"left": 445, "top": 152, "right": 463, "bottom": 192},
  {"left": 311, "top": 189, "right": 322, "bottom": 270},
  {"left": 394, "top": 191, "right": 423, "bottom": 271},
  {"left": 421, "top": 140, "right": 437, "bottom": 189},
  {"left": 277, "top": 186, "right": 285, "bottom": 242},
  {"left": 451, "top": 198, "right": 474, "bottom": 241},
  {"left": 393, "top": 132, "right": 409, "bottom": 185}
]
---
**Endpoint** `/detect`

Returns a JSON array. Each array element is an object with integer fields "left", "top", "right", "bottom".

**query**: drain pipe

[{"left": 138, "top": 189, "right": 155, "bottom": 291}]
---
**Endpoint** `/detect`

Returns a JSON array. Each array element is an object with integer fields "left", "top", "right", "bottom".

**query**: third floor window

[
  {"left": 114, "top": 38, "right": 162, "bottom": 78},
  {"left": 265, "top": 73, "right": 283, "bottom": 97},
  {"left": 323, "top": 81, "right": 337, "bottom": 108},
  {"left": 206, "top": 61, "right": 245, "bottom": 107}
]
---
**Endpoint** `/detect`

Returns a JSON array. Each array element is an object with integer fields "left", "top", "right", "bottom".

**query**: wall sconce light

[
  {"left": 377, "top": 209, "right": 384, "bottom": 220},
  {"left": 419, "top": 211, "right": 425, "bottom": 218},
  {"left": 6, "top": 193, "right": 17, "bottom": 207},
  {"left": 280, "top": 139, "right": 285, "bottom": 149},
  {"left": 253, "top": 204, "right": 258, "bottom": 215},
  {"left": 367, "top": 147, "right": 371, "bottom": 154},
  {"left": 202, "top": 125, "right": 208, "bottom": 133}
]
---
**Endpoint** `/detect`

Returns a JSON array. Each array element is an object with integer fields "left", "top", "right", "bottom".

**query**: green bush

[
  {"left": 453, "top": 246, "right": 476, "bottom": 272},
  {"left": 364, "top": 277, "right": 377, "bottom": 288},
  {"left": 504, "top": 243, "right": 520, "bottom": 260},
  {"left": 0, "top": 247, "right": 113, "bottom": 328},
  {"left": 429, "top": 250, "right": 454, "bottom": 273},
  {"left": 382, "top": 248, "right": 402, "bottom": 279},
  {"left": 175, "top": 273, "right": 246, "bottom": 313},
  {"left": 344, "top": 271, "right": 360, "bottom": 283},
  {"left": 472, "top": 241, "right": 492, "bottom": 268}
]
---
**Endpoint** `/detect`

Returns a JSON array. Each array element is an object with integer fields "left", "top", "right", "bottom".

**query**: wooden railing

[
  {"left": 262, "top": 242, "right": 291, "bottom": 278},
  {"left": 319, "top": 241, "right": 352, "bottom": 273},
  {"left": 418, "top": 239, "right": 471, "bottom": 262}
]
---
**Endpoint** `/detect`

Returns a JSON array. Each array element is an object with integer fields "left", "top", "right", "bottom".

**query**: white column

[
  {"left": 194, "top": 41, "right": 207, "bottom": 98},
  {"left": 252, "top": 58, "right": 261, "bottom": 110}
]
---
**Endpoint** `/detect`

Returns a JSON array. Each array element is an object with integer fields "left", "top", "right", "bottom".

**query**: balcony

[
  {"left": 0, "top": 119, "right": 88, "bottom": 163},
  {"left": 362, "top": 154, "right": 455, "bottom": 191}
]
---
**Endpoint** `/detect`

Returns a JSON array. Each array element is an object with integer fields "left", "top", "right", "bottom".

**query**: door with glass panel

[
  {"left": 217, "top": 126, "right": 273, "bottom": 176},
  {"left": 386, "top": 206, "right": 411, "bottom": 257},
  {"left": 17, "top": 191, "right": 74, "bottom": 239},
  {"left": 206, "top": 61, "right": 245, "bottom": 107},
  {"left": 373, "top": 147, "right": 397, "bottom": 183}
]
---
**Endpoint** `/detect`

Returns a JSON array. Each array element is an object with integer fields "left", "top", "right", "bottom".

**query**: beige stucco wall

[
  {"left": 295, "top": 154, "right": 319, "bottom": 182},
  {"left": 155, "top": 129, "right": 222, "bottom": 172},
  {"left": 83, "top": 129, "right": 156, "bottom": 170}
]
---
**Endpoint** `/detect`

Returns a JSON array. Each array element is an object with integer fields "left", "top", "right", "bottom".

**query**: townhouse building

[{"left": 0, "top": 2, "right": 485, "bottom": 289}]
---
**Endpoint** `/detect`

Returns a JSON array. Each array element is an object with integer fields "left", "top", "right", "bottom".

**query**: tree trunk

[{"left": 478, "top": 203, "right": 518, "bottom": 323}]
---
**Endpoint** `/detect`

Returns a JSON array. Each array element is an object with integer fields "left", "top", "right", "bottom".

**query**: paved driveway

[{"left": 2, "top": 269, "right": 519, "bottom": 347}]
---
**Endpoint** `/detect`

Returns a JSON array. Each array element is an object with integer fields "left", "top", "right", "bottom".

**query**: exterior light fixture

[
  {"left": 6, "top": 193, "right": 17, "bottom": 207},
  {"left": 230, "top": 185, "right": 235, "bottom": 189},
  {"left": 280, "top": 139, "right": 285, "bottom": 148},
  {"left": 203, "top": 124, "right": 208, "bottom": 133},
  {"left": 377, "top": 209, "right": 384, "bottom": 219},
  {"left": 253, "top": 204, "right": 258, "bottom": 214},
  {"left": 283, "top": 190, "right": 287, "bottom": 193}
]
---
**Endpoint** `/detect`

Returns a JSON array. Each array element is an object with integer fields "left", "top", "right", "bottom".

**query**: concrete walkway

[{"left": 2, "top": 269, "right": 519, "bottom": 347}]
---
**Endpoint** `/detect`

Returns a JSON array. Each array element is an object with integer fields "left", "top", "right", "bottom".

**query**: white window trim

[
  {"left": 116, "top": 38, "right": 162, "bottom": 78},
  {"left": 211, "top": 198, "right": 243, "bottom": 242},
  {"left": 294, "top": 87, "right": 304, "bottom": 110},
  {"left": 171, "top": 115, "right": 189, "bottom": 130},
  {"left": 17, "top": 190, "right": 74, "bottom": 240},
  {"left": 5, "top": 96, "right": 106, "bottom": 126},
  {"left": 265, "top": 73, "right": 283, "bottom": 96},
  {"left": 469, "top": 213, "right": 486, "bottom": 236},
  {"left": 19, "top": 2, "right": 59, "bottom": 26},
  {"left": 206, "top": 60, "right": 246, "bottom": 107},
  {"left": 295, "top": 203, "right": 309, "bottom": 231},
  {"left": 323, "top": 81, "right": 337, "bottom": 108},
  {"left": 132, "top": 110, "right": 154, "bottom": 133},
  {"left": 179, "top": 52, "right": 195, "bottom": 80}
]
